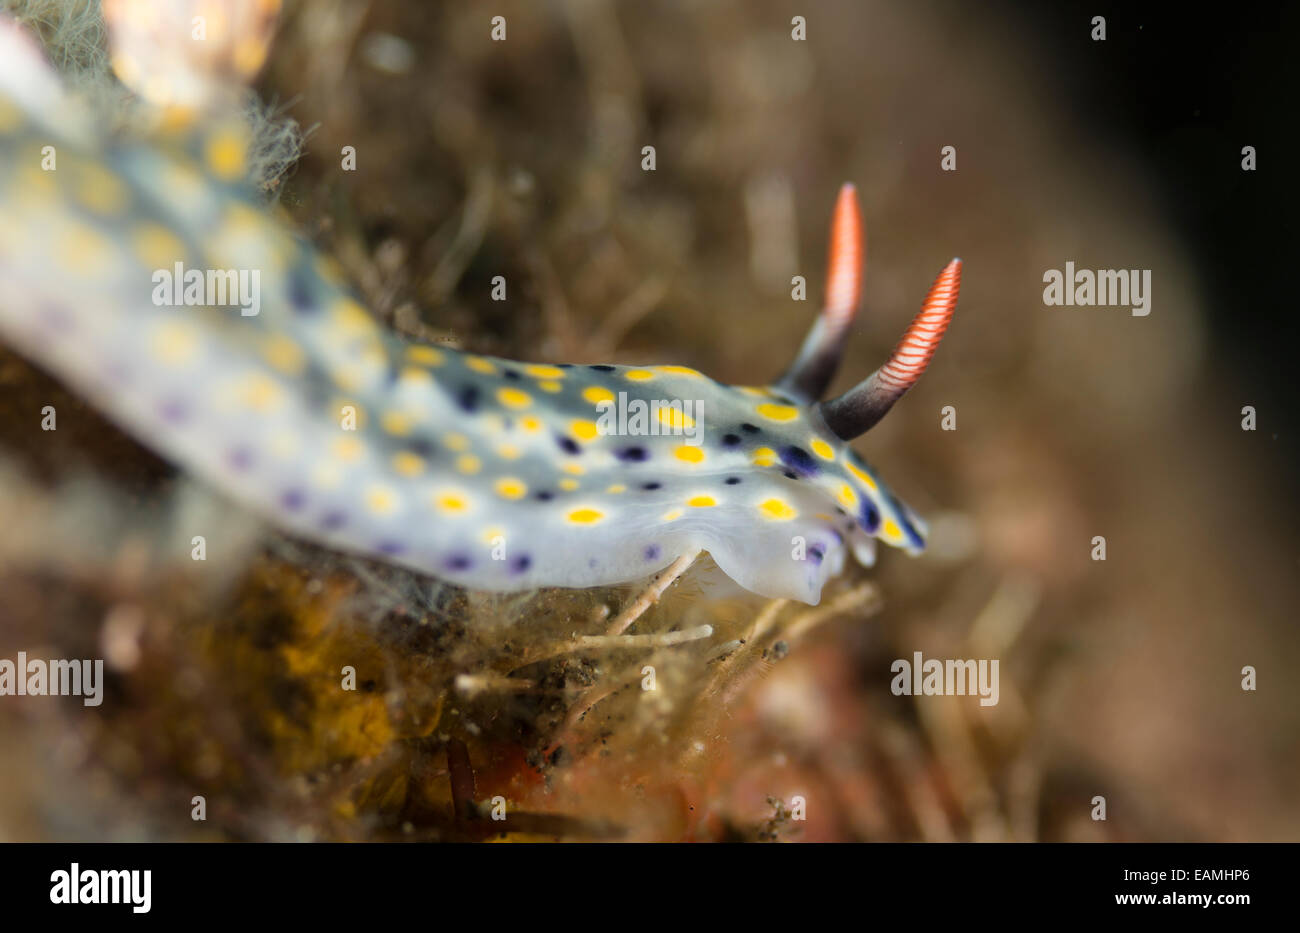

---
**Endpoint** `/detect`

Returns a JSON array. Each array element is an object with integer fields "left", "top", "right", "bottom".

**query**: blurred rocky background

[{"left": 0, "top": 0, "right": 1295, "bottom": 841}]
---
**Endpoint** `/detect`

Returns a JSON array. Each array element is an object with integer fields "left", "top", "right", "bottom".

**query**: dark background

[{"left": 994, "top": 0, "right": 1300, "bottom": 456}]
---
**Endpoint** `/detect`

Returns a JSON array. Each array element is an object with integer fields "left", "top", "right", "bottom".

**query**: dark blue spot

[
  {"left": 321, "top": 510, "right": 348, "bottom": 531},
  {"left": 808, "top": 545, "right": 825, "bottom": 564},
  {"left": 509, "top": 554, "right": 532, "bottom": 574},
  {"left": 740, "top": 422, "right": 760, "bottom": 434},
  {"left": 721, "top": 433, "right": 741, "bottom": 447},
  {"left": 859, "top": 501, "right": 881, "bottom": 533},
  {"left": 588, "top": 558, "right": 598, "bottom": 568},
  {"left": 557, "top": 363, "right": 574, "bottom": 369},
  {"left": 616, "top": 445, "right": 649, "bottom": 462},
  {"left": 280, "top": 488, "right": 306, "bottom": 512},
  {"left": 640, "top": 481, "right": 661, "bottom": 491},
  {"left": 724, "top": 476, "right": 741, "bottom": 485},
  {"left": 535, "top": 490, "right": 554, "bottom": 501},
  {"left": 780, "top": 445, "right": 818, "bottom": 477},
  {"left": 644, "top": 544, "right": 661, "bottom": 560},
  {"left": 377, "top": 540, "right": 406, "bottom": 556},
  {"left": 588, "top": 364, "right": 615, "bottom": 372},
  {"left": 457, "top": 385, "right": 479, "bottom": 412},
  {"left": 288, "top": 266, "right": 315, "bottom": 312},
  {"left": 557, "top": 435, "right": 580, "bottom": 455},
  {"left": 406, "top": 438, "right": 435, "bottom": 458},
  {"left": 502, "top": 369, "right": 521, "bottom": 380},
  {"left": 783, "top": 470, "right": 799, "bottom": 480},
  {"left": 445, "top": 553, "right": 472, "bottom": 572}
]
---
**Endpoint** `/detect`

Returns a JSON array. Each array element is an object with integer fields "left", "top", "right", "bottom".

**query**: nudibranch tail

[
  {"left": 777, "top": 183, "right": 864, "bottom": 401},
  {"left": 818, "top": 258, "right": 962, "bottom": 441}
]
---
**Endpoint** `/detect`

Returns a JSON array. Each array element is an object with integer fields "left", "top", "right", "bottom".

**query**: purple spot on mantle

[
  {"left": 377, "top": 539, "right": 406, "bottom": 556},
  {"left": 508, "top": 554, "right": 532, "bottom": 574},
  {"left": 779, "top": 445, "right": 817, "bottom": 477},
  {"left": 39, "top": 304, "right": 74, "bottom": 333},
  {"left": 227, "top": 447, "right": 254, "bottom": 471},
  {"left": 644, "top": 544, "right": 661, "bottom": 561},
  {"left": 280, "top": 488, "right": 306, "bottom": 512},
  {"left": 321, "top": 510, "right": 348, "bottom": 531},
  {"left": 158, "top": 399, "right": 189, "bottom": 425}
]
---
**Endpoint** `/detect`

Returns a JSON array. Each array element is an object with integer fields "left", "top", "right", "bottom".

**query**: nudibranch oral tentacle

[{"left": 0, "top": 17, "right": 962, "bottom": 605}]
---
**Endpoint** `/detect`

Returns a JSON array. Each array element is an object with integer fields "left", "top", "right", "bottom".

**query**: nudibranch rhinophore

[{"left": 0, "top": 17, "right": 960, "bottom": 605}]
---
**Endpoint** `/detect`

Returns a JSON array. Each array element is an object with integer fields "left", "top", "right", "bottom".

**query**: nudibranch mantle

[{"left": 0, "top": 20, "right": 961, "bottom": 605}]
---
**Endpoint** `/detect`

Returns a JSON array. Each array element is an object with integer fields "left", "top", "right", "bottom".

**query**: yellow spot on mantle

[
  {"left": 624, "top": 369, "right": 655, "bottom": 382},
  {"left": 262, "top": 334, "right": 306, "bottom": 374},
  {"left": 238, "top": 373, "right": 281, "bottom": 412},
  {"left": 759, "top": 499, "right": 797, "bottom": 521},
  {"left": 537, "top": 380, "right": 562, "bottom": 393},
  {"left": 133, "top": 223, "right": 186, "bottom": 269},
  {"left": 465, "top": 356, "right": 496, "bottom": 375},
  {"left": 455, "top": 454, "right": 482, "bottom": 475},
  {"left": 72, "top": 162, "right": 128, "bottom": 215},
  {"left": 757, "top": 402, "right": 799, "bottom": 422},
  {"left": 687, "top": 495, "right": 716, "bottom": 508},
  {"left": 811, "top": 438, "right": 836, "bottom": 460},
  {"left": 365, "top": 485, "right": 398, "bottom": 515},
  {"left": 657, "top": 406, "right": 695, "bottom": 430},
  {"left": 434, "top": 490, "right": 470, "bottom": 514},
  {"left": 399, "top": 366, "right": 434, "bottom": 389},
  {"left": 381, "top": 410, "right": 415, "bottom": 435},
  {"left": 674, "top": 445, "right": 705, "bottom": 464},
  {"left": 333, "top": 437, "right": 363, "bottom": 462},
  {"left": 567, "top": 507, "right": 604, "bottom": 524},
  {"left": 150, "top": 321, "right": 197, "bottom": 365},
  {"left": 846, "top": 460, "right": 878, "bottom": 491},
  {"left": 406, "top": 345, "right": 444, "bottom": 366},
  {"left": 882, "top": 519, "right": 903, "bottom": 541},
  {"left": 582, "top": 386, "right": 615, "bottom": 405},
  {"left": 392, "top": 452, "right": 426, "bottom": 477},
  {"left": 497, "top": 387, "right": 533, "bottom": 409},
  {"left": 570, "top": 419, "right": 601, "bottom": 442},
  {"left": 524, "top": 364, "right": 566, "bottom": 379},
  {"left": 751, "top": 446, "right": 777, "bottom": 467},
  {"left": 205, "top": 129, "right": 247, "bottom": 181},
  {"left": 61, "top": 223, "right": 112, "bottom": 272},
  {"left": 495, "top": 478, "right": 527, "bottom": 500}
]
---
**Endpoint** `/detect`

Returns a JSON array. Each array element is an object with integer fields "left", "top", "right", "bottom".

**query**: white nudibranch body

[{"left": 0, "top": 21, "right": 961, "bottom": 604}]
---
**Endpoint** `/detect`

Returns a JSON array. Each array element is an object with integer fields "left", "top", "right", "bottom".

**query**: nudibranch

[{"left": 0, "top": 16, "right": 960, "bottom": 605}]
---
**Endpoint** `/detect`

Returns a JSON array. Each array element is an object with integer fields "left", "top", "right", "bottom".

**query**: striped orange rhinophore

[
  {"left": 875, "top": 258, "right": 961, "bottom": 393},
  {"left": 823, "top": 182, "right": 865, "bottom": 337}
]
